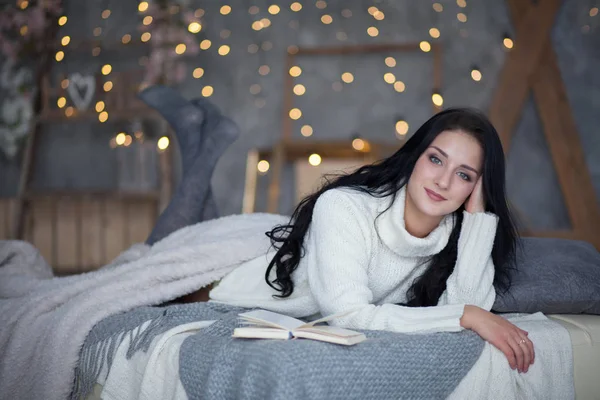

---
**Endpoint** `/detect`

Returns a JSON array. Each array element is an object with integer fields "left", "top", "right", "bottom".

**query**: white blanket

[{"left": 0, "top": 213, "right": 288, "bottom": 400}]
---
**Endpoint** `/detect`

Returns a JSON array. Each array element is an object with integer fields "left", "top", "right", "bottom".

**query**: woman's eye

[
  {"left": 429, "top": 156, "right": 442, "bottom": 165},
  {"left": 458, "top": 172, "right": 471, "bottom": 181}
]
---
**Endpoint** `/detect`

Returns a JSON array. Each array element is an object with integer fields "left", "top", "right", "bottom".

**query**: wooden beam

[{"left": 489, "top": 0, "right": 562, "bottom": 151}]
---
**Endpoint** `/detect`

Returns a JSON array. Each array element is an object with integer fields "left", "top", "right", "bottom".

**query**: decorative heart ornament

[{"left": 67, "top": 73, "right": 95, "bottom": 111}]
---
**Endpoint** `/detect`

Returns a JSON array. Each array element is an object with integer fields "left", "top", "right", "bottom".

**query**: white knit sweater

[{"left": 209, "top": 186, "right": 499, "bottom": 333}]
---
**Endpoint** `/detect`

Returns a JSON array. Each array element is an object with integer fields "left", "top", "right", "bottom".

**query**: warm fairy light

[
  {"left": 385, "top": 57, "right": 396, "bottom": 67},
  {"left": 321, "top": 15, "right": 333, "bottom": 24},
  {"left": 93, "top": 27, "right": 102, "bottom": 36},
  {"left": 116, "top": 133, "right": 126, "bottom": 145},
  {"left": 141, "top": 32, "right": 151, "bottom": 42},
  {"left": 60, "top": 36, "right": 69, "bottom": 46},
  {"left": 102, "top": 9, "right": 111, "bottom": 19},
  {"left": 220, "top": 5, "right": 231, "bottom": 15},
  {"left": 92, "top": 47, "right": 101, "bottom": 56},
  {"left": 193, "top": 68, "right": 204, "bottom": 78},
  {"left": 175, "top": 44, "right": 186, "bottom": 54},
  {"left": 138, "top": 1, "right": 149, "bottom": 12},
  {"left": 202, "top": 86, "right": 214, "bottom": 97},
  {"left": 200, "top": 39, "right": 211, "bottom": 50},
  {"left": 289, "top": 66, "right": 302, "bottom": 77},
  {"left": 316, "top": 0, "right": 327, "bottom": 9},
  {"left": 95, "top": 101, "right": 105, "bottom": 112},
  {"left": 352, "top": 138, "right": 366, "bottom": 151},
  {"left": 341, "top": 72, "right": 354, "bottom": 83},
  {"left": 258, "top": 65, "right": 270, "bottom": 75},
  {"left": 19, "top": 1, "right": 29, "bottom": 10},
  {"left": 503, "top": 37, "right": 514, "bottom": 49},
  {"left": 433, "top": 3, "right": 443, "bottom": 12},
  {"left": 429, "top": 28, "right": 441, "bottom": 38},
  {"left": 195, "top": 8, "right": 204, "bottom": 17},
  {"left": 249, "top": 84, "right": 261, "bottom": 94},
  {"left": 257, "top": 160, "right": 270, "bottom": 173},
  {"left": 55, "top": 51, "right": 64, "bottom": 62},
  {"left": 218, "top": 45, "right": 230, "bottom": 55},
  {"left": 420, "top": 41, "right": 431, "bottom": 52},
  {"left": 19, "top": 26, "right": 28, "bottom": 36},
  {"left": 188, "top": 22, "right": 202, "bottom": 33},
  {"left": 471, "top": 67, "right": 482, "bottom": 81},
  {"left": 301, "top": 125, "right": 313, "bottom": 137},
  {"left": 57, "top": 97, "right": 66, "bottom": 108},
  {"left": 395, "top": 120, "right": 409, "bottom": 136},
  {"left": 342, "top": 9, "right": 352, "bottom": 17},
  {"left": 124, "top": 135, "right": 133, "bottom": 147},
  {"left": 308, "top": 154, "right": 322, "bottom": 166},
  {"left": 394, "top": 81, "right": 406, "bottom": 92},
  {"left": 457, "top": 0, "right": 467, "bottom": 7},
  {"left": 98, "top": 111, "right": 108, "bottom": 122},
  {"left": 432, "top": 92, "right": 444, "bottom": 106},
  {"left": 64, "top": 106, "right": 74, "bottom": 117},
  {"left": 287, "top": 45, "right": 299, "bottom": 54},
  {"left": 122, "top": 34, "right": 131, "bottom": 44},
  {"left": 293, "top": 84, "right": 306, "bottom": 95},
  {"left": 252, "top": 21, "right": 264, "bottom": 31},
  {"left": 368, "top": 6, "right": 378, "bottom": 15},
  {"left": 591, "top": 7, "right": 599, "bottom": 17},
  {"left": 248, "top": 5, "right": 259, "bottom": 14},
  {"left": 367, "top": 27, "right": 379, "bottom": 37},
  {"left": 373, "top": 11, "right": 385, "bottom": 20},
  {"left": 289, "top": 108, "right": 302, "bottom": 120},
  {"left": 103, "top": 81, "right": 113, "bottom": 92},
  {"left": 58, "top": 16, "right": 67, "bottom": 26},
  {"left": 290, "top": 2, "right": 302, "bottom": 11},
  {"left": 248, "top": 44, "right": 259, "bottom": 53},
  {"left": 143, "top": 16, "right": 153, "bottom": 25},
  {"left": 457, "top": 13, "right": 467, "bottom": 22},
  {"left": 101, "top": 64, "right": 112, "bottom": 75},
  {"left": 61, "top": 79, "right": 69, "bottom": 89},
  {"left": 157, "top": 136, "right": 170, "bottom": 150},
  {"left": 268, "top": 5, "right": 280, "bottom": 14},
  {"left": 383, "top": 72, "right": 396, "bottom": 84}
]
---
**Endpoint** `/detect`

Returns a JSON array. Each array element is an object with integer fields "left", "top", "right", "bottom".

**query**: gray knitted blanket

[{"left": 75, "top": 302, "right": 485, "bottom": 400}]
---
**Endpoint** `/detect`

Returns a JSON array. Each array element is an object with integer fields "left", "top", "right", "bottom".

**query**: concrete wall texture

[{"left": 0, "top": 0, "right": 598, "bottom": 232}]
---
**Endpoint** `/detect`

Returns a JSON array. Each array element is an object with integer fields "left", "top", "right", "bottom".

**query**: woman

[{"left": 138, "top": 87, "right": 534, "bottom": 375}]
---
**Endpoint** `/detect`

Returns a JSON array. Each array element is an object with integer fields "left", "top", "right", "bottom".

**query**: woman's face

[{"left": 406, "top": 130, "right": 483, "bottom": 218}]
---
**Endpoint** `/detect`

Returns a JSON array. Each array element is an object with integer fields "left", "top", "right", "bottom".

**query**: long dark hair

[{"left": 265, "top": 107, "right": 519, "bottom": 307}]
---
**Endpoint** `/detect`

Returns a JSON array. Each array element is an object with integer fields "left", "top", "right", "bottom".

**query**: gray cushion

[{"left": 492, "top": 237, "right": 600, "bottom": 314}]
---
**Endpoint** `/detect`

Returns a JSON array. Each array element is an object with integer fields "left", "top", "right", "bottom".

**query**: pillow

[{"left": 492, "top": 237, "right": 600, "bottom": 315}]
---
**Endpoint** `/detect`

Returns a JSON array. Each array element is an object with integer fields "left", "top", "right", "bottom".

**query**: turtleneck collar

[{"left": 375, "top": 186, "right": 455, "bottom": 258}]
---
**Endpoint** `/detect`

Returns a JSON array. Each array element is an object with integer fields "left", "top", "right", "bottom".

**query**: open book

[{"left": 232, "top": 309, "right": 366, "bottom": 346}]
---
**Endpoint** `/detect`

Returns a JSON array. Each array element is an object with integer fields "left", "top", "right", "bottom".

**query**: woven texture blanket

[
  {"left": 0, "top": 213, "right": 288, "bottom": 400},
  {"left": 75, "top": 302, "right": 485, "bottom": 400}
]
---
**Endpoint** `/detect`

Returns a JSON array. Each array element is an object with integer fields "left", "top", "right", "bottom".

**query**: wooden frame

[
  {"left": 252, "top": 42, "right": 443, "bottom": 213},
  {"left": 490, "top": 0, "right": 600, "bottom": 248}
]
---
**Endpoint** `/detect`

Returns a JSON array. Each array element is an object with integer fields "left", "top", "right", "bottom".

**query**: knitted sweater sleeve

[
  {"left": 436, "top": 211, "right": 498, "bottom": 310},
  {"left": 306, "top": 190, "right": 466, "bottom": 334}
]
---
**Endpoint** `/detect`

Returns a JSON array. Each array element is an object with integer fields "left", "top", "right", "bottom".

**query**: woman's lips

[{"left": 425, "top": 188, "right": 446, "bottom": 201}]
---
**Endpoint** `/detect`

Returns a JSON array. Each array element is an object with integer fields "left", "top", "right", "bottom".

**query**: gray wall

[{"left": 1, "top": 0, "right": 598, "bottom": 232}]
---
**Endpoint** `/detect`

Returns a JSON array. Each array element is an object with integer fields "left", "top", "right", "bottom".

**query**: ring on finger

[{"left": 518, "top": 338, "right": 527, "bottom": 345}]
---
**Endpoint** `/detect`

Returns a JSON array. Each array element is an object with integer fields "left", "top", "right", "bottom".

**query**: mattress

[{"left": 548, "top": 314, "right": 600, "bottom": 400}]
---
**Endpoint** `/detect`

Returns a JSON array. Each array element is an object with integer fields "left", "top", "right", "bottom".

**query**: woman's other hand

[
  {"left": 465, "top": 176, "right": 485, "bottom": 213},
  {"left": 460, "top": 305, "right": 535, "bottom": 373}
]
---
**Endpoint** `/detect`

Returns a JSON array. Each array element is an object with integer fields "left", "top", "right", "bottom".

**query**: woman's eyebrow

[{"left": 430, "top": 146, "right": 479, "bottom": 174}]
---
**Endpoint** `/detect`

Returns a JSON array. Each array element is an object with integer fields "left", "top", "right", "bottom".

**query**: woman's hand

[
  {"left": 460, "top": 305, "right": 535, "bottom": 373},
  {"left": 465, "top": 176, "right": 485, "bottom": 213}
]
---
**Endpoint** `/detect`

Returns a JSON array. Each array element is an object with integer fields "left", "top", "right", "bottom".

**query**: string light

[
  {"left": 124, "top": 135, "right": 133, "bottom": 147},
  {"left": 141, "top": 32, "right": 151, "bottom": 42},
  {"left": 373, "top": 11, "right": 385, "bottom": 20},
  {"left": 321, "top": 15, "right": 333, "bottom": 24},
  {"left": 432, "top": 91, "right": 444, "bottom": 107},
  {"left": 457, "top": 13, "right": 467, "bottom": 22},
  {"left": 341, "top": 72, "right": 354, "bottom": 83},
  {"left": 308, "top": 154, "right": 322, "bottom": 166},
  {"left": 290, "top": 2, "right": 302, "bottom": 11},
  {"left": 342, "top": 9, "right": 352, "bottom": 17},
  {"left": 193, "top": 68, "right": 204, "bottom": 78},
  {"left": 98, "top": 111, "right": 108, "bottom": 122},
  {"left": 287, "top": 45, "right": 299, "bottom": 54},
  {"left": 249, "top": 5, "right": 259, "bottom": 14},
  {"left": 57, "top": 97, "right": 66, "bottom": 108},
  {"left": 316, "top": 1, "right": 327, "bottom": 9},
  {"left": 92, "top": 47, "right": 101, "bottom": 56},
  {"left": 55, "top": 51, "right": 64, "bottom": 62},
  {"left": 175, "top": 43, "right": 186, "bottom": 54},
  {"left": 429, "top": 28, "right": 440, "bottom": 38},
  {"left": 368, "top": 6, "right": 378, "bottom": 15},
  {"left": 65, "top": 106, "right": 74, "bottom": 117},
  {"left": 433, "top": 3, "right": 443, "bottom": 12},
  {"left": 367, "top": 27, "right": 379, "bottom": 37},
  {"left": 301, "top": 125, "right": 313, "bottom": 137},
  {"left": 19, "top": 26, "right": 28, "bottom": 36},
  {"left": 103, "top": 81, "right": 113, "bottom": 92},
  {"left": 202, "top": 86, "right": 214, "bottom": 97},
  {"left": 259, "top": 65, "right": 270, "bottom": 75},
  {"left": 420, "top": 41, "right": 431, "bottom": 52},
  {"left": 289, "top": 108, "right": 302, "bottom": 120},
  {"left": 157, "top": 136, "right": 170, "bottom": 150},
  {"left": 293, "top": 84, "right": 306, "bottom": 95},
  {"left": 195, "top": 9, "right": 205, "bottom": 17},
  {"left": 268, "top": 5, "right": 280, "bottom": 14},
  {"left": 457, "top": 0, "right": 467, "bottom": 7},
  {"left": 471, "top": 66, "right": 482, "bottom": 81},
  {"left": 138, "top": 1, "right": 149, "bottom": 12},
  {"left": 116, "top": 133, "right": 126, "bottom": 145},
  {"left": 503, "top": 34, "right": 514, "bottom": 49},
  {"left": 143, "top": 16, "right": 153, "bottom": 25},
  {"left": 249, "top": 84, "right": 261, "bottom": 94},
  {"left": 252, "top": 21, "right": 264, "bottom": 31},
  {"left": 58, "top": 16, "right": 67, "bottom": 26},
  {"left": 393, "top": 81, "right": 406, "bottom": 92},
  {"left": 289, "top": 66, "right": 302, "bottom": 77},
  {"left": 261, "top": 18, "right": 272, "bottom": 28},
  {"left": 384, "top": 73, "right": 396, "bottom": 84},
  {"left": 257, "top": 160, "right": 270, "bottom": 174},
  {"left": 395, "top": 120, "right": 409, "bottom": 137},
  {"left": 95, "top": 101, "right": 105, "bottom": 112},
  {"left": 101, "top": 64, "right": 112, "bottom": 75},
  {"left": 200, "top": 39, "right": 211, "bottom": 50},
  {"left": 218, "top": 45, "right": 230, "bottom": 55},
  {"left": 61, "top": 36, "right": 70, "bottom": 46},
  {"left": 93, "top": 27, "right": 102, "bottom": 36},
  {"left": 591, "top": 7, "right": 598, "bottom": 16},
  {"left": 220, "top": 5, "right": 231, "bottom": 15},
  {"left": 101, "top": 9, "right": 111, "bottom": 19},
  {"left": 385, "top": 57, "right": 396, "bottom": 67},
  {"left": 248, "top": 44, "right": 259, "bottom": 53},
  {"left": 122, "top": 34, "right": 131, "bottom": 44},
  {"left": 188, "top": 22, "right": 202, "bottom": 33},
  {"left": 352, "top": 138, "right": 367, "bottom": 151},
  {"left": 61, "top": 79, "right": 69, "bottom": 89}
]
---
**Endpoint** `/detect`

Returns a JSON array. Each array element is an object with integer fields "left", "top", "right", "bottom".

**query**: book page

[
  {"left": 300, "top": 307, "right": 362, "bottom": 328},
  {"left": 238, "top": 309, "right": 306, "bottom": 330}
]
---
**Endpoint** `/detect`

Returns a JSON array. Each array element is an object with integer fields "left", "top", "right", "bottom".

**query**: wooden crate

[{"left": 2, "top": 194, "right": 157, "bottom": 275}]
